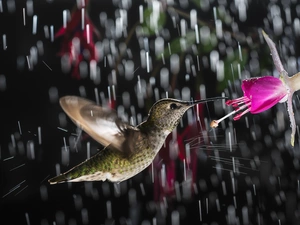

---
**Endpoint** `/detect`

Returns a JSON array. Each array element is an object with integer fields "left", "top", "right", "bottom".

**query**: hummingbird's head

[
  {"left": 147, "top": 96, "right": 226, "bottom": 133},
  {"left": 147, "top": 98, "right": 195, "bottom": 133}
]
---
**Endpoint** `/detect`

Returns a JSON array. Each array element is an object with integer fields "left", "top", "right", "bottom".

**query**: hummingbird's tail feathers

[{"left": 48, "top": 174, "right": 69, "bottom": 184}]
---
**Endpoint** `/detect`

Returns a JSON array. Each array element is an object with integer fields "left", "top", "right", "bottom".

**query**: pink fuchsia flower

[
  {"left": 211, "top": 31, "right": 300, "bottom": 146},
  {"left": 210, "top": 76, "right": 288, "bottom": 123},
  {"left": 56, "top": 0, "right": 99, "bottom": 79}
]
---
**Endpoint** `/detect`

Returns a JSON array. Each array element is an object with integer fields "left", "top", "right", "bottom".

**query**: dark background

[{"left": 1, "top": 0, "right": 300, "bottom": 225}]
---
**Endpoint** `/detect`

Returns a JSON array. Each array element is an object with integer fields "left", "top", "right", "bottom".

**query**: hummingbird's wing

[{"left": 60, "top": 96, "right": 139, "bottom": 154}]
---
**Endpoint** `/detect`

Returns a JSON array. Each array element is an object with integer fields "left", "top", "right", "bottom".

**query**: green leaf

[
  {"left": 157, "top": 31, "right": 196, "bottom": 59},
  {"left": 141, "top": 8, "right": 166, "bottom": 36},
  {"left": 217, "top": 48, "right": 248, "bottom": 92},
  {"left": 198, "top": 32, "right": 218, "bottom": 54}
]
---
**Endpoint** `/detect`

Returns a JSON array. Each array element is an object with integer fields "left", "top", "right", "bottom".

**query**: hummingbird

[{"left": 48, "top": 95, "right": 224, "bottom": 184}]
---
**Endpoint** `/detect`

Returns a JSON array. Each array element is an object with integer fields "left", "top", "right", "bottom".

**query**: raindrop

[
  {"left": 50, "top": 25, "right": 54, "bottom": 42},
  {"left": 26, "top": 0, "right": 33, "bottom": 16},
  {"left": 293, "top": 18, "right": 300, "bottom": 36},
  {"left": 222, "top": 181, "right": 227, "bottom": 195},
  {"left": 141, "top": 220, "right": 151, "bottom": 225},
  {"left": 68, "top": 218, "right": 77, "bottom": 225},
  {"left": 95, "top": 88, "right": 101, "bottom": 105},
  {"left": 115, "top": 17, "right": 123, "bottom": 39},
  {"left": 78, "top": 61, "right": 88, "bottom": 78},
  {"left": 125, "top": 60, "right": 134, "bottom": 80},
  {"left": 140, "top": 49, "right": 146, "bottom": 69},
  {"left": 26, "top": 55, "right": 32, "bottom": 71},
  {"left": 58, "top": 112, "right": 67, "bottom": 127},
  {"left": 190, "top": 9, "right": 197, "bottom": 29},
  {"left": 0, "top": 74, "right": 6, "bottom": 91},
  {"left": 170, "top": 54, "right": 180, "bottom": 74},
  {"left": 227, "top": 205, "right": 236, "bottom": 224},
  {"left": 199, "top": 84, "right": 206, "bottom": 99},
  {"left": 171, "top": 210, "right": 180, "bottom": 225},
  {"left": 55, "top": 163, "right": 61, "bottom": 176},
  {"left": 198, "top": 200, "right": 203, "bottom": 221},
  {"left": 30, "top": 46, "right": 38, "bottom": 66},
  {"left": 73, "top": 194, "right": 83, "bottom": 211},
  {"left": 139, "top": 5, "right": 143, "bottom": 23},
  {"left": 122, "top": 92, "right": 131, "bottom": 108},
  {"left": 17, "top": 55, "right": 26, "bottom": 71},
  {"left": 40, "top": 219, "right": 49, "bottom": 225},
  {"left": 17, "top": 141, "right": 25, "bottom": 155},
  {"left": 216, "top": 60, "right": 224, "bottom": 81},
  {"left": 285, "top": 7, "right": 291, "bottom": 25},
  {"left": 287, "top": 56, "right": 297, "bottom": 74},
  {"left": 200, "top": 0, "right": 210, "bottom": 11},
  {"left": 180, "top": 19, "right": 187, "bottom": 37},
  {"left": 43, "top": 25, "right": 50, "bottom": 39},
  {"left": 181, "top": 87, "right": 190, "bottom": 101},
  {"left": 215, "top": 20, "right": 223, "bottom": 39},
  {"left": 175, "top": 181, "right": 181, "bottom": 201},
  {"left": 195, "top": 24, "right": 199, "bottom": 44},
  {"left": 273, "top": 16, "right": 283, "bottom": 36},
  {"left": 200, "top": 26, "right": 210, "bottom": 45},
  {"left": 106, "top": 201, "right": 112, "bottom": 218},
  {"left": 49, "top": 87, "right": 59, "bottom": 103},
  {"left": 26, "top": 140, "right": 35, "bottom": 160},
  {"left": 63, "top": 10, "right": 69, "bottom": 28},
  {"left": 146, "top": 52, "right": 152, "bottom": 73},
  {"left": 160, "top": 67, "right": 169, "bottom": 90},
  {"left": 99, "top": 12, "right": 107, "bottom": 27},
  {"left": 81, "top": 208, "right": 89, "bottom": 225},
  {"left": 238, "top": 2, "right": 247, "bottom": 22},
  {"left": 210, "top": 50, "right": 219, "bottom": 72},
  {"left": 36, "top": 40, "right": 44, "bottom": 56},
  {"left": 61, "top": 146, "right": 69, "bottom": 166},
  {"left": 6, "top": 0, "right": 15, "bottom": 13},
  {"left": 32, "top": 15, "right": 37, "bottom": 35},
  {"left": 102, "top": 182, "right": 110, "bottom": 197},
  {"left": 144, "top": 37, "right": 149, "bottom": 52},
  {"left": 38, "top": 126, "right": 42, "bottom": 145},
  {"left": 128, "top": 188, "right": 137, "bottom": 206},
  {"left": 160, "top": 164, "right": 166, "bottom": 188},
  {"left": 155, "top": 36, "right": 164, "bottom": 56},
  {"left": 55, "top": 211, "right": 65, "bottom": 225},
  {"left": 25, "top": 212, "right": 30, "bottom": 225},
  {"left": 2, "top": 34, "right": 7, "bottom": 50}
]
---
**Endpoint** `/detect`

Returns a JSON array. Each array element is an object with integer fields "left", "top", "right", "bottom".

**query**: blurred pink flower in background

[
  {"left": 56, "top": 0, "right": 99, "bottom": 79},
  {"left": 153, "top": 98, "right": 206, "bottom": 201}
]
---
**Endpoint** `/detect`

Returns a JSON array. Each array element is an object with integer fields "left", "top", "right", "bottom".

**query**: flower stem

[{"left": 289, "top": 72, "right": 300, "bottom": 92}]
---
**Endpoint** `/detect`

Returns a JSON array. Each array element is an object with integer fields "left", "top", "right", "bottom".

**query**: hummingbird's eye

[{"left": 170, "top": 103, "right": 178, "bottom": 110}]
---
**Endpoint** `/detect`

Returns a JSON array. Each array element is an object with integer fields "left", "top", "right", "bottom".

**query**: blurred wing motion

[{"left": 60, "top": 96, "right": 139, "bottom": 153}]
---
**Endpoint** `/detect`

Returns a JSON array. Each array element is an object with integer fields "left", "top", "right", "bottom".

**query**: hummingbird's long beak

[{"left": 189, "top": 96, "right": 227, "bottom": 106}]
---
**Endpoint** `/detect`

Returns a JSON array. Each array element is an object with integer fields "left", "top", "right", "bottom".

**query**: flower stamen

[{"left": 210, "top": 97, "right": 251, "bottom": 128}]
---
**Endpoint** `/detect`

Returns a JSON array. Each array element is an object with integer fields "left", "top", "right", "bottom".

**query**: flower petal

[
  {"left": 242, "top": 76, "right": 288, "bottom": 113},
  {"left": 262, "top": 30, "right": 285, "bottom": 74}
]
